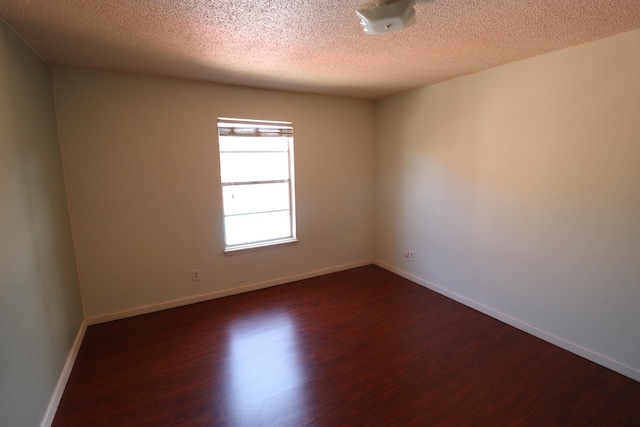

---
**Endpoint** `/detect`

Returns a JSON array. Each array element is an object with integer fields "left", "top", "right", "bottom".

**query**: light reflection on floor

[{"left": 223, "top": 310, "right": 307, "bottom": 425}]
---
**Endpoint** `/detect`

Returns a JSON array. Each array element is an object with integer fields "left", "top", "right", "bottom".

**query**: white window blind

[{"left": 217, "top": 118, "right": 296, "bottom": 251}]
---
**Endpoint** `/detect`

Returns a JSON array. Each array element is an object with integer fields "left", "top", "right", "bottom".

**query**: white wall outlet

[
  {"left": 408, "top": 251, "right": 415, "bottom": 262},
  {"left": 191, "top": 268, "right": 201, "bottom": 281}
]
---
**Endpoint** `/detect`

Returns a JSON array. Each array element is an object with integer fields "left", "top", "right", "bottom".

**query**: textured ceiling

[{"left": 1, "top": 1, "right": 640, "bottom": 99}]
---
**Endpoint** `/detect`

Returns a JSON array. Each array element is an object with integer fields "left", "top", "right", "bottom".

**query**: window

[{"left": 217, "top": 117, "right": 296, "bottom": 252}]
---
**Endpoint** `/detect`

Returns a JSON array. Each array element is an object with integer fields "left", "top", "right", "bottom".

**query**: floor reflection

[{"left": 223, "top": 310, "right": 307, "bottom": 425}]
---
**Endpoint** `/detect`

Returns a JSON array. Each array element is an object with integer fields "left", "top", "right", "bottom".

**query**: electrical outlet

[
  {"left": 191, "top": 268, "right": 201, "bottom": 281},
  {"left": 408, "top": 251, "right": 415, "bottom": 262}
]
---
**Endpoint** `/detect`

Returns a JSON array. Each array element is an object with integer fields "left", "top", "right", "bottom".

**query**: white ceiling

[{"left": 2, "top": 0, "right": 640, "bottom": 99}]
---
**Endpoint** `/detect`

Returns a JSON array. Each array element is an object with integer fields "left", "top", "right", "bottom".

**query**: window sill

[{"left": 223, "top": 238, "right": 298, "bottom": 255}]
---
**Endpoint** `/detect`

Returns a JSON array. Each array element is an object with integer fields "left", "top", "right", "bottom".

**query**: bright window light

[{"left": 217, "top": 118, "right": 297, "bottom": 252}]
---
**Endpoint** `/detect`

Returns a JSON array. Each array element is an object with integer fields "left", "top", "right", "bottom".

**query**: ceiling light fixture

[{"left": 356, "top": 0, "right": 416, "bottom": 35}]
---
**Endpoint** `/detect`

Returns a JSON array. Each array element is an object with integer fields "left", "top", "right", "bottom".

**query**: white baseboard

[
  {"left": 40, "top": 319, "right": 87, "bottom": 427},
  {"left": 87, "top": 259, "right": 373, "bottom": 325},
  {"left": 374, "top": 260, "right": 640, "bottom": 383}
]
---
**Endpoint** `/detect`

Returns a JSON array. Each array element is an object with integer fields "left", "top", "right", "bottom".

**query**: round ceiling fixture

[{"left": 356, "top": 0, "right": 416, "bottom": 35}]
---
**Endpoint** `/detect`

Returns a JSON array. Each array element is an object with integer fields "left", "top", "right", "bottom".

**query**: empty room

[{"left": 1, "top": 1, "right": 640, "bottom": 426}]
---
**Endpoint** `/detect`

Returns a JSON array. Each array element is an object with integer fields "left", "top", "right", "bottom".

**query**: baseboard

[
  {"left": 40, "top": 319, "right": 87, "bottom": 427},
  {"left": 374, "top": 260, "right": 640, "bottom": 383},
  {"left": 87, "top": 259, "right": 373, "bottom": 325}
]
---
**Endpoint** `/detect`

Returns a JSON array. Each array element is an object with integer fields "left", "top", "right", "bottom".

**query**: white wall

[
  {"left": 53, "top": 68, "right": 376, "bottom": 320},
  {"left": 0, "top": 21, "right": 84, "bottom": 427},
  {"left": 375, "top": 29, "right": 640, "bottom": 380}
]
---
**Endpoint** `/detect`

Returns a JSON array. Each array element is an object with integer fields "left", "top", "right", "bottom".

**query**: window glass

[
  {"left": 222, "top": 183, "right": 290, "bottom": 216},
  {"left": 219, "top": 152, "right": 290, "bottom": 183},
  {"left": 217, "top": 118, "right": 296, "bottom": 251}
]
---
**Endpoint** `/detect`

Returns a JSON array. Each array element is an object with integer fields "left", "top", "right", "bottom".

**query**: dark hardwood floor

[{"left": 53, "top": 265, "right": 640, "bottom": 426}]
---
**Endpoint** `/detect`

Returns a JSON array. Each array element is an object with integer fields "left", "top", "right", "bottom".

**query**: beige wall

[
  {"left": 375, "top": 29, "right": 640, "bottom": 380},
  {"left": 0, "top": 21, "right": 84, "bottom": 427},
  {"left": 53, "top": 68, "right": 376, "bottom": 320}
]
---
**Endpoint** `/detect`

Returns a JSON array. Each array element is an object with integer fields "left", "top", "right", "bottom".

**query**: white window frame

[{"left": 217, "top": 117, "right": 297, "bottom": 253}]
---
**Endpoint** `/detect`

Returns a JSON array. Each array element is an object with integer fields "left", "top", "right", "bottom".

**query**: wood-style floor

[{"left": 53, "top": 265, "right": 640, "bottom": 426}]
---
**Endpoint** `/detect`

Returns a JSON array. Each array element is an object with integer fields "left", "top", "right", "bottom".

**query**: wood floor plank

[{"left": 53, "top": 265, "right": 640, "bottom": 426}]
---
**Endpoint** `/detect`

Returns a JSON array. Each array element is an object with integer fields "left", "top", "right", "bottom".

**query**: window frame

[{"left": 217, "top": 117, "right": 297, "bottom": 253}]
